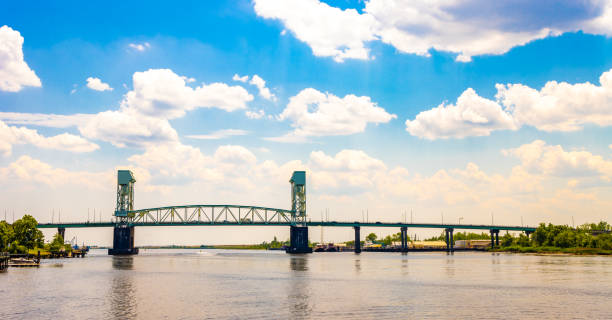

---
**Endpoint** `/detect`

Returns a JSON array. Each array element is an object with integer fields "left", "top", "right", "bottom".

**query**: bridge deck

[
  {"left": 37, "top": 221, "right": 535, "bottom": 232},
  {"left": 36, "top": 205, "right": 536, "bottom": 232}
]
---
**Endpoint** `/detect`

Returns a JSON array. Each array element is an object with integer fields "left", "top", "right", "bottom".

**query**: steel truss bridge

[
  {"left": 36, "top": 170, "right": 537, "bottom": 255},
  {"left": 37, "top": 204, "right": 534, "bottom": 232}
]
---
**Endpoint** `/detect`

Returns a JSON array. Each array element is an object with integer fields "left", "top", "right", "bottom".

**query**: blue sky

[{"left": 1, "top": 0, "right": 612, "bottom": 244}]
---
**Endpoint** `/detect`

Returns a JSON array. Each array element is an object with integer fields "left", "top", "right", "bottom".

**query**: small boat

[{"left": 9, "top": 257, "right": 40, "bottom": 267}]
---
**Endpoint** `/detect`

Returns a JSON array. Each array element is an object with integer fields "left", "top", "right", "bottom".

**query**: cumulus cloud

[
  {"left": 496, "top": 69, "right": 612, "bottom": 131},
  {"left": 0, "top": 156, "right": 110, "bottom": 189},
  {"left": 186, "top": 129, "right": 249, "bottom": 140},
  {"left": 78, "top": 111, "right": 178, "bottom": 148},
  {"left": 86, "top": 77, "right": 113, "bottom": 91},
  {"left": 0, "top": 25, "right": 41, "bottom": 91},
  {"left": 254, "top": 0, "right": 612, "bottom": 62},
  {"left": 254, "top": 0, "right": 376, "bottom": 62},
  {"left": 407, "top": 68, "right": 612, "bottom": 139},
  {"left": 232, "top": 74, "right": 249, "bottom": 82},
  {"left": 0, "top": 120, "right": 99, "bottom": 156},
  {"left": 249, "top": 75, "right": 276, "bottom": 101},
  {"left": 271, "top": 88, "right": 395, "bottom": 141},
  {"left": 121, "top": 69, "right": 253, "bottom": 119},
  {"left": 128, "top": 42, "right": 150, "bottom": 52},
  {"left": 504, "top": 140, "right": 612, "bottom": 181},
  {"left": 0, "top": 69, "right": 254, "bottom": 148},
  {"left": 406, "top": 88, "right": 517, "bottom": 139},
  {"left": 245, "top": 109, "right": 265, "bottom": 119}
]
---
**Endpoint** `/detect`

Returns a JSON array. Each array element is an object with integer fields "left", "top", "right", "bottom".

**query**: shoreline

[{"left": 489, "top": 246, "right": 612, "bottom": 256}]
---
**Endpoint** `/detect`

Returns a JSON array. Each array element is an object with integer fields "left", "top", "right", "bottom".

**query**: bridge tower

[
  {"left": 286, "top": 171, "right": 312, "bottom": 253},
  {"left": 108, "top": 170, "right": 139, "bottom": 255}
]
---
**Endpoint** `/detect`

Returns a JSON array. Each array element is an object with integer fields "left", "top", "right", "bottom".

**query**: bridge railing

[{"left": 129, "top": 205, "right": 294, "bottom": 224}]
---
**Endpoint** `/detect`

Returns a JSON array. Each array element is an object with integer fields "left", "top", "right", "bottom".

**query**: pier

[{"left": 0, "top": 252, "right": 8, "bottom": 271}]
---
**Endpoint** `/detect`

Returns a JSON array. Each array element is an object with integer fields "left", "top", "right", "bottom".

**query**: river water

[{"left": 1, "top": 249, "right": 611, "bottom": 319}]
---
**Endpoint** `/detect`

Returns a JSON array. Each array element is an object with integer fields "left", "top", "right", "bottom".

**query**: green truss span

[
  {"left": 36, "top": 204, "right": 536, "bottom": 232},
  {"left": 36, "top": 221, "right": 535, "bottom": 232}
]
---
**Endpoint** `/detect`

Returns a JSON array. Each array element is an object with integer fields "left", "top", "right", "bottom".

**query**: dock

[{"left": 0, "top": 252, "right": 8, "bottom": 271}]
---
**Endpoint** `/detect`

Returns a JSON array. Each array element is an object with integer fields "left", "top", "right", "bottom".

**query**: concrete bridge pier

[
  {"left": 58, "top": 227, "right": 65, "bottom": 240},
  {"left": 354, "top": 226, "right": 361, "bottom": 254},
  {"left": 445, "top": 228, "right": 454, "bottom": 252},
  {"left": 108, "top": 224, "right": 139, "bottom": 255},
  {"left": 400, "top": 227, "right": 408, "bottom": 252},
  {"left": 525, "top": 230, "right": 533, "bottom": 238},
  {"left": 286, "top": 226, "right": 312, "bottom": 254},
  {"left": 490, "top": 229, "right": 500, "bottom": 248}
]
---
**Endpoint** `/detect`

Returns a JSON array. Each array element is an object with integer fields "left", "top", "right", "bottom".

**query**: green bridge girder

[{"left": 36, "top": 203, "right": 537, "bottom": 233}]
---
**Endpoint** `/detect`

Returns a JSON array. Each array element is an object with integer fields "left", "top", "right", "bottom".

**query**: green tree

[
  {"left": 516, "top": 234, "right": 531, "bottom": 247},
  {"left": 501, "top": 233, "right": 514, "bottom": 247},
  {"left": 0, "top": 221, "right": 14, "bottom": 251},
  {"left": 553, "top": 230, "right": 575, "bottom": 248},
  {"left": 12, "top": 215, "right": 44, "bottom": 249},
  {"left": 366, "top": 233, "right": 377, "bottom": 242},
  {"left": 49, "top": 233, "right": 65, "bottom": 252}
]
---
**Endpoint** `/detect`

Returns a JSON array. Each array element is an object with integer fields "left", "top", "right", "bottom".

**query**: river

[{"left": 1, "top": 249, "right": 611, "bottom": 319}]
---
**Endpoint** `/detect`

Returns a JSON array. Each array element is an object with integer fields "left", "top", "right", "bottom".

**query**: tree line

[
  {"left": 0, "top": 215, "right": 71, "bottom": 254},
  {"left": 499, "top": 221, "right": 612, "bottom": 250}
]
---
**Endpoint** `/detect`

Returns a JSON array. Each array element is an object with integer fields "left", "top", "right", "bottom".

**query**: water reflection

[
  {"left": 288, "top": 256, "right": 311, "bottom": 318},
  {"left": 108, "top": 256, "right": 137, "bottom": 319},
  {"left": 112, "top": 256, "right": 134, "bottom": 270}
]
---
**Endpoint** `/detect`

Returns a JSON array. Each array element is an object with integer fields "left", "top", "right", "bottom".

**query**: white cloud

[
  {"left": 245, "top": 109, "right": 265, "bottom": 119},
  {"left": 249, "top": 75, "right": 276, "bottom": 101},
  {"left": 504, "top": 140, "right": 612, "bottom": 181},
  {"left": 272, "top": 88, "right": 395, "bottom": 141},
  {"left": 254, "top": 0, "right": 376, "bottom": 62},
  {"left": 254, "top": 0, "right": 612, "bottom": 62},
  {"left": 0, "top": 69, "right": 254, "bottom": 149},
  {"left": 86, "top": 77, "right": 113, "bottom": 91},
  {"left": 310, "top": 149, "right": 385, "bottom": 172},
  {"left": 128, "top": 42, "right": 150, "bottom": 52},
  {"left": 407, "top": 68, "right": 612, "bottom": 139},
  {"left": 0, "top": 156, "right": 110, "bottom": 189},
  {"left": 232, "top": 74, "right": 249, "bottom": 82},
  {"left": 181, "top": 76, "right": 196, "bottom": 83},
  {"left": 406, "top": 88, "right": 517, "bottom": 139},
  {"left": 0, "top": 112, "right": 93, "bottom": 128},
  {"left": 78, "top": 111, "right": 178, "bottom": 148},
  {"left": 186, "top": 129, "right": 249, "bottom": 140},
  {"left": 0, "top": 25, "right": 41, "bottom": 91},
  {"left": 121, "top": 69, "right": 253, "bottom": 119},
  {"left": 496, "top": 69, "right": 612, "bottom": 131},
  {"left": 0, "top": 120, "right": 99, "bottom": 156}
]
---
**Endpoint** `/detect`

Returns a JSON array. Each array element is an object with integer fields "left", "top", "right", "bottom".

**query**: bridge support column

[
  {"left": 525, "top": 230, "right": 532, "bottom": 238},
  {"left": 108, "top": 225, "right": 139, "bottom": 255},
  {"left": 58, "top": 227, "right": 65, "bottom": 240},
  {"left": 445, "top": 228, "right": 454, "bottom": 252},
  {"left": 400, "top": 227, "right": 408, "bottom": 252},
  {"left": 354, "top": 226, "right": 361, "bottom": 254},
  {"left": 286, "top": 226, "right": 312, "bottom": 254},
  {"left": 445, "top": 229, "right": 450, "bottom": 251},
  {"left": 490, "top": 229, "right": 499, "bottom": 248},
  {"left": 495, "top": 231, "right": 499, "bottom": 246}
]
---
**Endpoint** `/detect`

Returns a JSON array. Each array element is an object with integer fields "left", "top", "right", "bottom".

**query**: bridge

[{"left": 37, "top": 170, "right": 536, "bottom": 254}]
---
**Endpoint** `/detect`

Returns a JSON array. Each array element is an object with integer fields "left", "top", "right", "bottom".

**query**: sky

[{"left": 1, "top": 0, "right": 612, "bottom": 245}]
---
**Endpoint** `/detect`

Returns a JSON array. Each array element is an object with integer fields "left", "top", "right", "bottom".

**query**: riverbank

[{"left": 490, "top": 245, "right": 612, "bottom": 255}]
